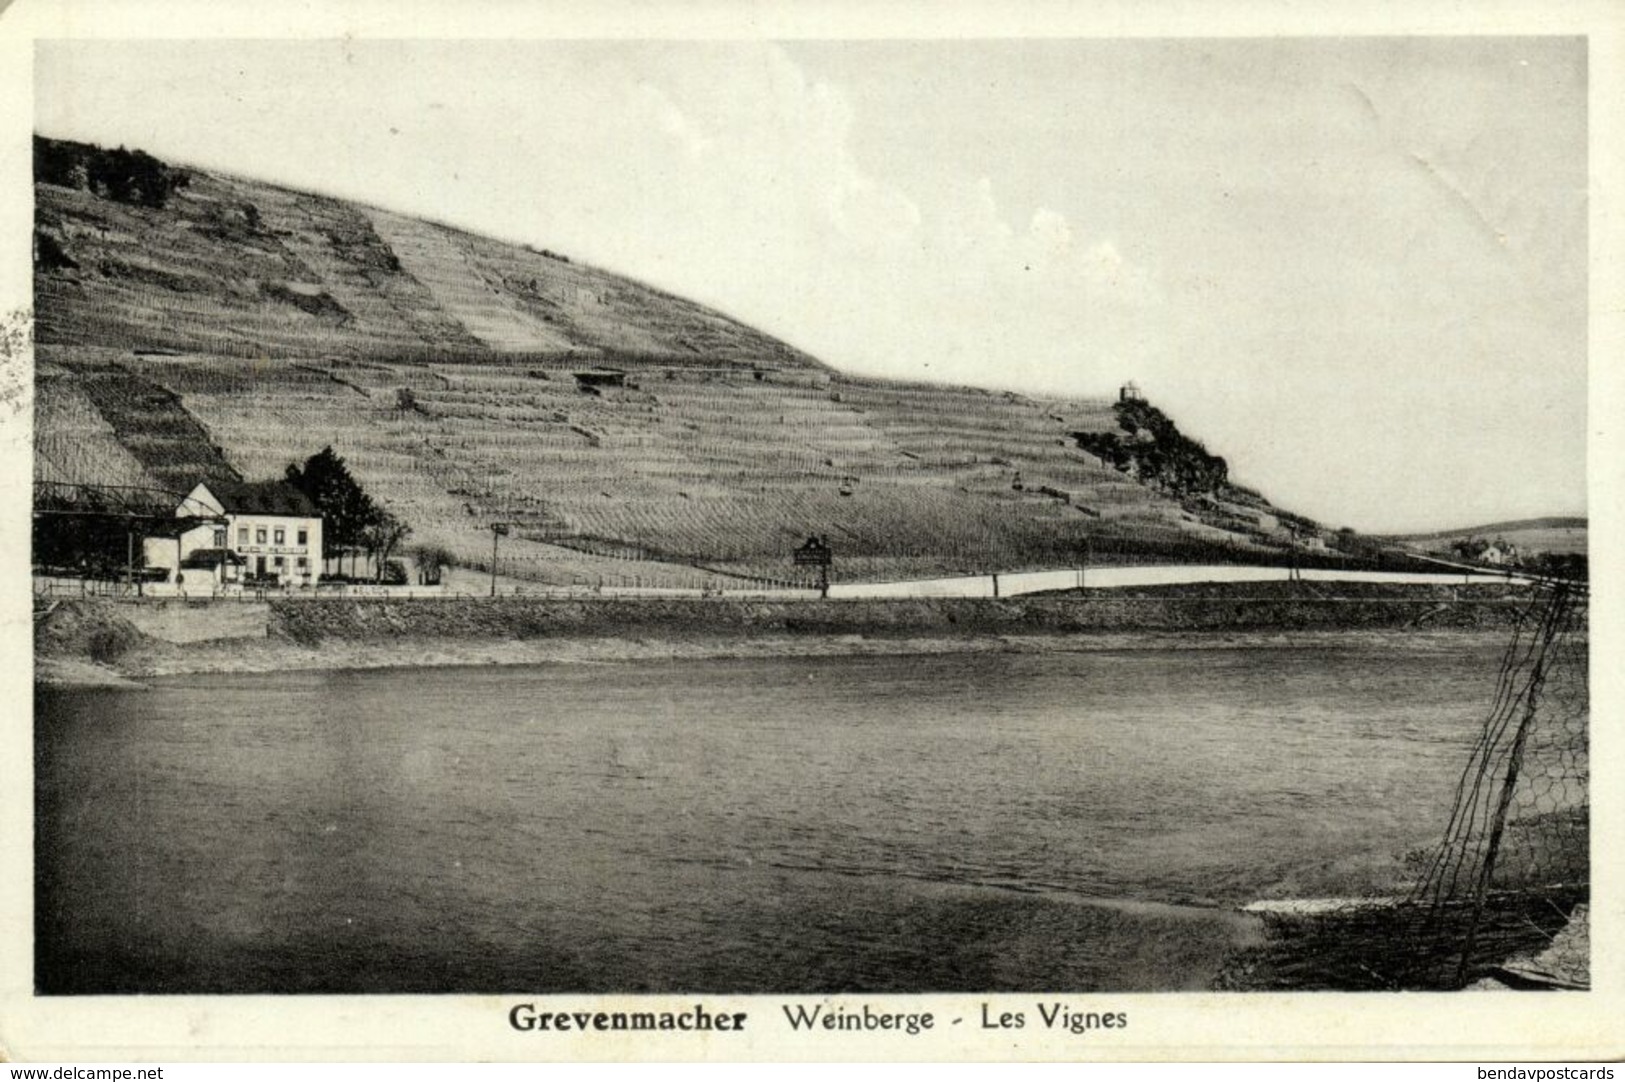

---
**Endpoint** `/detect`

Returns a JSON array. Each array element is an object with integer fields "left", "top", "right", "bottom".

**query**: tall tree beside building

[{"left": 285, "top": 446, "right": 377, "bottom": 577}]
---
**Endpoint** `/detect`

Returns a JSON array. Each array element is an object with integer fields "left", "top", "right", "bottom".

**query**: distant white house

[{"left": 143, "top": 479, "right": 323, "bottom": 588}]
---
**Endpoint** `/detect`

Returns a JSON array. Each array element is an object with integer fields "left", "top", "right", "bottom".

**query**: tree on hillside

[
  {"left": 409, "top": 542, "right": 457, "bottom": 586},
  {"left": 1331, "top": 526, "right": 1385, "bottom": 563},
  {"left": 360, "top": 509, "right": 412, "bottom": 583},
  {"left": 285, "top": 446, "right": 378, "bottom": 577}
]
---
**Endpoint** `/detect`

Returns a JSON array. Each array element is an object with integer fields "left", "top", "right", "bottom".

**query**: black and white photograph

[{"left": 2, "top": 0, "right": 1620, "bottom": 1063}]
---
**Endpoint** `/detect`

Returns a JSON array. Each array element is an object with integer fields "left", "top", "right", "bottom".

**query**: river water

[{"left": 36, "top": 639, "right": 1510, "bottom": 993}]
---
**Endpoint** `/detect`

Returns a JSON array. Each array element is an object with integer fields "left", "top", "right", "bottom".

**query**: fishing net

[{"left": 1220, "top": 582, "right": 1589, "bottom": 990}]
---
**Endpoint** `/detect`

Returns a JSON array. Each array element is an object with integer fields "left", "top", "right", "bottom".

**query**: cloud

[
  {"left": 1027, "top": 207, "right": 1073, "bottom": 256},
  {"left": 581, "top": 44, "right": 1159, "bottom": 390},
  {"left": 634, "top": 82, "right": 713, "bottom": 160}
]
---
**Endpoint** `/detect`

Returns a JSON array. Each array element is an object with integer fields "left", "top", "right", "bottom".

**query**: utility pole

[
  {"left": 1288, "top": 523, "right": 1300, "bottom": 582},
  {"left": 490, "top": 522, "right": 510, "bottom": 597}
]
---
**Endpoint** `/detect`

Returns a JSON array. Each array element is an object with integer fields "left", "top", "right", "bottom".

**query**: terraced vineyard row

[{"left": 35, "top": 343, "right": 1295, "bottom": 584}]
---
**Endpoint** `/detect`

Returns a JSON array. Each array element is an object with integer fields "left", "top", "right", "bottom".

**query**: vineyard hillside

[{"left": 33, "top": 136, "right": 1316, "bottom": 586}]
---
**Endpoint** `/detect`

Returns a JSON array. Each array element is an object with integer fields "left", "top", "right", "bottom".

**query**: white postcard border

[{"left": 1, "top": 0, "right": 1620, "bottom": 1062}]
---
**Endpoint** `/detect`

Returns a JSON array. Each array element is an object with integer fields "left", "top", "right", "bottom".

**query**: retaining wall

[{"left": 119, "top": 600, "right": 271, "bottom": 644}]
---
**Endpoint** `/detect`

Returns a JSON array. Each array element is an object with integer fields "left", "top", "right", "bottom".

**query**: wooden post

[{"left": 490, "top": 527, "right": 500, "bottom": 598}]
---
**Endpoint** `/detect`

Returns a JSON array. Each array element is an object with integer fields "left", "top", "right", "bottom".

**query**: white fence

[
  {"left": 827, "top": 564, "right": 1526, "bottom": 600},
  {"left": 32, "top": 576, "right": 454, "bottom": 601},
  {"left": 32, "top": 574, "right": 817, "bottom": 603}
]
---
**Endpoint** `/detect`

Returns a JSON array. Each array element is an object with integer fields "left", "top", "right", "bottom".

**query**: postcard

[{"left": 1, "top": 0, "right": 1620, "bottom": 1063}]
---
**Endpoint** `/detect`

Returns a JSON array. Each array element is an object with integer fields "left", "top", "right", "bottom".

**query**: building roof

[
  {"left": 180, "top": 547, "right": 247, "bottom": 569},
  {"left": 200, "top": 480, "right": 318, "bottom": 517}
]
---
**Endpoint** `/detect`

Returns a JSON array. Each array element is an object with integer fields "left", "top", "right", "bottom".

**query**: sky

[{"left": 32, "top": 37, "right": 1588, "bottom": 533}]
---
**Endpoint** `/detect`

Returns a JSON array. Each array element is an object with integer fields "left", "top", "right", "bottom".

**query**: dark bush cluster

[
  {"left": 1524, "top": 552, "right": 1588, "bottom": 582},
  {"left": 32, "top": 511, "right": 146, "bottom": 580},
  {"left": 1073, "top": 398, "right": 1229, "bottom": 497},
  {"left": 35, "top": 135, "right": 190, "bottom": 209},
  {"left": 258, "top": 282, "right": 352, "bottom": 321},
  {"left": 33, "top": 228, "right": 78, "bottom": 272}
]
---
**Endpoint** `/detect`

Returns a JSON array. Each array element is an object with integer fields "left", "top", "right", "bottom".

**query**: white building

[{"left": 143, "top": 479, "right": 323, "bottom": 588}]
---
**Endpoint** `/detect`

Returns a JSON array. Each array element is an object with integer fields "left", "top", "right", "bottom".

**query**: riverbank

[
  {"left": 33, "top": 582, "right": 1540, "bottom": 686},
  {"left": 53, "top": 627, "right": 1531, "bottom": 686},
  {"left": 273, "top": 580, "right": 1532, "bottom": 641}
]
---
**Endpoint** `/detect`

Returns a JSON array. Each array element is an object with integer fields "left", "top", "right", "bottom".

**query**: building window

[
  {"left": 238, "top": 527, "right": 248, "bottom": 545},
  {"left": 296, "top": 557, "right": 307, "bottom": 569},
  {"left": 274, "top": 527, "right": 286, "bottom": 545},
  {"left": 274, "top": 556, "right": 285, "bottom": 568},
  {"left": 297, "top": 528, "right": 308, "bottom": 546},
  {"left": 256, "top": 528, "right": 267, "bottom": 544},
  {"left": 214, "top": 528, "right": 227, "bottom": 547}
]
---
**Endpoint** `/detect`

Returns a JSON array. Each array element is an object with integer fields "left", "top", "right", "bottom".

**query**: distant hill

[
  {"left": 1394, "top": 517, "right": 1588, "bottom": 556},
  {"left": 33, "top": 134, "right": 1324, "bottom": 586}
]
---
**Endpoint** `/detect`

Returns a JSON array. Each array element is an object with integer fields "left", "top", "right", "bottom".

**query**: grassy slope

[
  {"left": 35, "top": 162, "right": 823, "bottom": 368},
  {"left": 34, "top": 141, "right": 1303, "bottom": 584}
]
